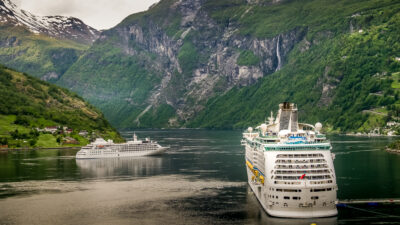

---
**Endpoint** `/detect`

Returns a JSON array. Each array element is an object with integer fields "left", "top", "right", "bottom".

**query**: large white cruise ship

[
  {"left": 242, "top": 102, "right": 337, "bottom": 218},
  {"left": 76, "top": 133, "right": 168, "bottom": 159}
]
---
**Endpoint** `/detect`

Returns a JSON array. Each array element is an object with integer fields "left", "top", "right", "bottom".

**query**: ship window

[
  {"left": 311, "top": 196, "right": 319, "bottom": 200},
  {"left": 284, "top": 203, "right": 288, "bottom": 207},
  {"left": 284, "top": 196, "right": 290, "bottom": 200},
  {"left": 292, "top": 197, "right": 301, "bottom": 200}
]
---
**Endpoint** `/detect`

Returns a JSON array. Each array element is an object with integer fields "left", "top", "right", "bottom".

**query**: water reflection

[
  {"left": 0, "top": 131, "right": 399, "bottom": 225},
  {"left": 76, "top": 157, "right": 164, "bottom": 178}
]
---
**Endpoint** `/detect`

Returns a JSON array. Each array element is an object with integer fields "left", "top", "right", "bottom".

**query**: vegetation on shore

[
  {"left": 387, "top": 140, "right": 400, "bottom": 149},
  {"left": 0, "top": 65, "right": 123, "bottom": 148}
]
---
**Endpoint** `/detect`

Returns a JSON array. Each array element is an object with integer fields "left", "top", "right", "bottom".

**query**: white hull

[
  {"left": 76, "top": 147, "right": 168, "bottom": 159},
  {"left": 246, "top": 167, "right": 337, "bottom": 218}
]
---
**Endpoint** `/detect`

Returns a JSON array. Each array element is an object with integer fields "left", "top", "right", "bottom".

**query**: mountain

[
  {"left": 0, "top": 0, "right": 99, "bottom": 44},
  {"left": 57, "top": 0, "right": 400, "bottom": 133},
  {"left": 0, "top": 0, "right": 99, "bottom": 81},
  {"left": 59, "top": 0, "right": 303, "bottom": 128},
  {"left": 0, "top": 0, "right": 399, "bottom": 133},
  {"left": 0, "top": 64, "right": 123, "bottom": 148}
]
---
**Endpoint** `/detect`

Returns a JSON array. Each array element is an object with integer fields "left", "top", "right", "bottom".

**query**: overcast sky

[{"left": 18, "top": 0, "right": 160, "bottom": 30}]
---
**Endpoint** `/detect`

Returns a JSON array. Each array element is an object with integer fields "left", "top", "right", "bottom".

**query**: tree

[
  {"left": 29, "top": 139, "right": 37, "bottom": 147},
  {"left": 11, "top": 129, "right": 19, "bottom": 139}
]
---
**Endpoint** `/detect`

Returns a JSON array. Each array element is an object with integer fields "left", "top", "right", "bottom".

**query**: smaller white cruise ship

[{"left": 76, "top": 133, "right": 168, "bottom": 159}]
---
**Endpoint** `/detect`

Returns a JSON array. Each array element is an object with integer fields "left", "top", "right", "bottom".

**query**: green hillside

[
  {"left": 0, "top": 65, "right": 123, "bottom": 148},
  {"left": 1, "top": 0, "right": 398, "bottom": 133},
  {"left": 54, "top": 0, "right": 400, "bottom": 133},
  {"left": 57, "top": 33, "right": 162, "bottom": 128},
  {"left": 190, "top": 0, "right": 400, "bottom": 133},
  {"left": 0, "top": 24, "right": 88, "bottom": 82}
]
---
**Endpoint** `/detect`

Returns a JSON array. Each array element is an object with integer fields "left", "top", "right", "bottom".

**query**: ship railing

[
  {"left": 276, "top": 154, "right": 324, "bottom": 158},
  {"left": 274, "top": 176, "right": 332, "bottom": 181},
  {"left": 275, "top": 160, "right": 327, "bottom": 164},
  {"left": 264, "top": 146, "right": 331, "bottom": 151},
  {"left": 274, "top": 170, "right": 331, "bottom": 175},
  {"left": 277, "top": 140, "right": 330, "bottom": 144},
  {"left": 274, "top": 165, "right": 329, "bottom": 169},
  {"left": 275, "top": 159, "right": 327, "bottom": 164},
  {"left": 259, "top": 136, "right": 279, "bottom": 139},
  {"left": 273, "top": 180, "right": 334, "bottom": 186}
]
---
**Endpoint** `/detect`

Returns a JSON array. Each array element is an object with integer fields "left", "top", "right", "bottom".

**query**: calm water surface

[{"left": 0, "top": 130, "right": 399, "bottom": 225}]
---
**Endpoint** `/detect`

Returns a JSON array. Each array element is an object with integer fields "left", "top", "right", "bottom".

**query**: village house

[
  {"left": 62, "top": 137, "right": 79, "bottom": 145},
  {"left": 44, "top": 126, "right": 58, "bottom": 134},
  {"left": 78, "top": 130, "right": 88, "bottom": 136}
]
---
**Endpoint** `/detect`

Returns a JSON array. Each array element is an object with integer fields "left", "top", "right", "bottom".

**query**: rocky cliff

[
  {"left": 3, "top": 0, "right": 400, "bottom": 132},
  {"left": 59, "top": 0, "right": 308, "bottom": 128}
]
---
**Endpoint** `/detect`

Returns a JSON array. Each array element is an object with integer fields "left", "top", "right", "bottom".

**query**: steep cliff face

[
  {"left": 59, "top": 0, "right": 306, "bottom": 128},
  {"left": 57, "top": 0, "right": 400, "bottom": 132}
]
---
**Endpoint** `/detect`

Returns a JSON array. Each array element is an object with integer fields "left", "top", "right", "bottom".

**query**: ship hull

[
  {"left": 76, "top": 147, "right": 168, "bottom": 159},
  {"left": 247, "top": 166, "right": 337, "bottom": 218},
  {"left": 243, "top": 102, "right": 338, "bottom": 218},
  {"left": 245, "top": 145, "right": 338, "bottom": 218}
]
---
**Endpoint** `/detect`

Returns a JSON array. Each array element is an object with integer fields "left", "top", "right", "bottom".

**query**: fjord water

[{"left": 0, "top": 130, "right": 399, "bottom": 225}]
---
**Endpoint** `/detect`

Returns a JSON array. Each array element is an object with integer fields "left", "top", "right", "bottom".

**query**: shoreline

[
  {"left": 343, "top": 133, "right": 398, "bottom": 137},
  {"left": 0, "top": 146, "right": 81, "bottom": 151},
  {"left": 386, "top": 148, "right": 400, "bottom": 154}
]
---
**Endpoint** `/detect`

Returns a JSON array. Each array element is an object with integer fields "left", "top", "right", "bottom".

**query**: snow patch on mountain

[{"left": 0, "top": 0, "right": 99, "bottom": 44}]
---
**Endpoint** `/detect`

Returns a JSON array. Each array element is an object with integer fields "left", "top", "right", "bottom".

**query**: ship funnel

[{"left": 278, "top": 102, "right": 298, "bottom": 132}]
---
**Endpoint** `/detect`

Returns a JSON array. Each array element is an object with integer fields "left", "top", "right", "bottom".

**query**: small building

[
  {"left": 78, "top": 130, "right": 88, "bottom": 136},
  {"left": 44, "top": 126, "right": 58, "bottom": 134},
  {"left": 65, "top": 128, "right": 73, "bottom": 134},
  {"left": 62, "top": 137, "right": 79, "bottom": 145}
]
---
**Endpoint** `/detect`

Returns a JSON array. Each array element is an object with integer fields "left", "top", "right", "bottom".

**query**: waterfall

[{"left": 275, "top": 35, "right": 282, "bottom": 72}]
